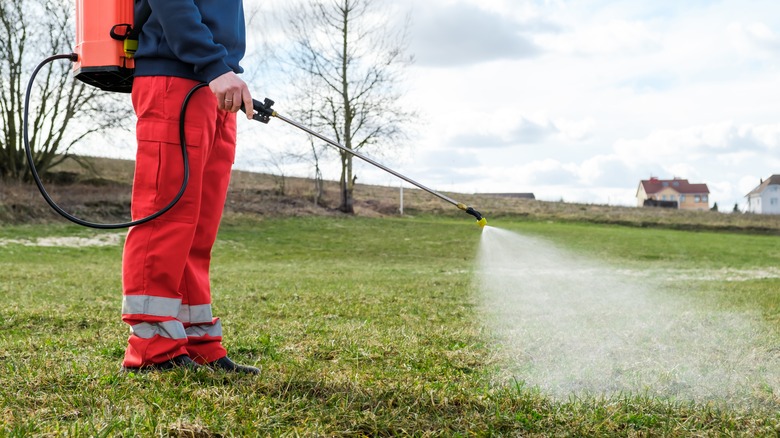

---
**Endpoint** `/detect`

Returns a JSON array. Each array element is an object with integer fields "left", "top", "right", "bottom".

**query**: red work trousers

[{"left": 121, "top": 76, "right": 235, "bottom": 367}]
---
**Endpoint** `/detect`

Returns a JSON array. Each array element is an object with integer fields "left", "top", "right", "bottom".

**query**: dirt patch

[
  {"left": 0, "top": 233, "right": 124, "bottom": 248},
  {"left": 646, "top": 267, "right": 780, "bottom": 282}
]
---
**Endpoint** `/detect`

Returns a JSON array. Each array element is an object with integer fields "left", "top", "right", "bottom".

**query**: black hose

[{"left": 23, "top": 53, "right": 204, "bottom": 229}]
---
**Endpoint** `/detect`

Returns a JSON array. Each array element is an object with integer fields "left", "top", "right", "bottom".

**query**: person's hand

[{"left": 209, "top": 71, "right": 253, "bottom": 119}]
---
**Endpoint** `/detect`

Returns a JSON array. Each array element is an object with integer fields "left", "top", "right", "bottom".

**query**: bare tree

[
  {"left": 300, "top": 74, "right": 327, "bottom": 206},
  {"left": 278, "top": 0, "right": 414, "bottom": 213},
  {"left": 0, "top": 0, "right": 127, "bottom": 182},
  {"left": 259, "top": 145, "right": 308, "bottom": 196}
]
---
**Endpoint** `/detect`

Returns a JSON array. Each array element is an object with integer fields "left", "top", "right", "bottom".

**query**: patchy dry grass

[{"left": 4, "top": 156, "right": 780, "bottom": 234}]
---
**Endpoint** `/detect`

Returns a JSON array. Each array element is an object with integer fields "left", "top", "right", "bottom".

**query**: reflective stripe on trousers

[{"left": 122, "top": 295, "right": 216, "bottom": 324}]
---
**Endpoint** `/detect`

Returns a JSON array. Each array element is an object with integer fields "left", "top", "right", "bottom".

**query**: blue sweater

[{"left": 133, "top": 0, "right": 246, "bottom": 83}]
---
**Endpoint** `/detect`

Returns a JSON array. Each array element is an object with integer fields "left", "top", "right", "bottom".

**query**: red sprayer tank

[{"left": 73, "top": 0, "right": 135, "bottom": 92}]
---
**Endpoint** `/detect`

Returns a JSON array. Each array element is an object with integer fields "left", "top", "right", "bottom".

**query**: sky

[
  {"left": 384, "top": 0, "right": 780, "bottom": 210},
  {"left": 79, "top": 0, "right": 780, "bottom": 211}
]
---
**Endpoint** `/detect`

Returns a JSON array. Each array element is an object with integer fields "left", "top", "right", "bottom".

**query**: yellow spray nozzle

[{"left": 462, "top": 205, "right": 486, "bottom": 228}]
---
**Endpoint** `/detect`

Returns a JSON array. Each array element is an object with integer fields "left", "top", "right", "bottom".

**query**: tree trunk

[
  {"left": 338, "top": 151, "right": 354, "bottom": 213},
  {"left": 337, "top": 0, "right": 354, "bottom": 214}
]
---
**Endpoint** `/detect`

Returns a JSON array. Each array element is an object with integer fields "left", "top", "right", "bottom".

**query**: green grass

[
  {"left": 504, "top": 220, "right": 780, "bottom": 326},
  {"left": 504, "top": 220, "right": 780, "bottom": 269},
  {"left": 1, "top": 216, "right": 780, "bottom": 436}
]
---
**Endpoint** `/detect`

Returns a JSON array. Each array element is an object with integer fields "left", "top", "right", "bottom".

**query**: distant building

[
  {"left": 481, "top": 193, "right": 536, "bottom": 200},
  {"left": 745, "top": 175, "right": 780, "bottom": 214},
  {"left": 636, "top": 177, "right": 710, "bottom": 211}
]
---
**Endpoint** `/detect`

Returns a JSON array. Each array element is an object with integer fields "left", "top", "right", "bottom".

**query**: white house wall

[
  {"left": 760, "top": 185, "right": 780, "bottom": 214},
  {"left": 747, "top": 194, "right": 761, "bottom": 214}
]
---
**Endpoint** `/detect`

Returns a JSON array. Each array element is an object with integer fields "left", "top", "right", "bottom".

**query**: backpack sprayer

[{"left": 24, "top": 0, "right": 487, "bottom": 229}]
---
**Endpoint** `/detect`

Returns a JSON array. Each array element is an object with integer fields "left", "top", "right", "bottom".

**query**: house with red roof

[
  {"left": 636, "top": 177, "right": 710, "bottom": 211},
  {"left": 745, "top": 175, "right": 780, "bottom": 214}
]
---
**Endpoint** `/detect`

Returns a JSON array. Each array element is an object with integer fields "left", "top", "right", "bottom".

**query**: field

[
  {"left": 1, "top": 210, "right": 780, "bottom": 435},
  {"left": 2, "top": 158, "right": 780, "bottom": 435}
]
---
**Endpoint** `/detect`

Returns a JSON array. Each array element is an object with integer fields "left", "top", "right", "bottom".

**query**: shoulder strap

[
  {"left": 130, "top": 0, "right": 152, "bottom": 40},
  {"left": 115, "top": 1, "right": 152, "bottom": 58}
]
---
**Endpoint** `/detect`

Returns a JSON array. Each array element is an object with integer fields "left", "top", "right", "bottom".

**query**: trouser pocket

[{"left": 133, "top": 118, "right": 204, "bottom": 224}]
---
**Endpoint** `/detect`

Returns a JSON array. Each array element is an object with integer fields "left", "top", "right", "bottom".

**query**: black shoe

[
  {"left": 209, "top": 356, "right": 260, "bottom": 374},
  {"left": 121, "top": 355, "right": 204, "bottom": 373}
]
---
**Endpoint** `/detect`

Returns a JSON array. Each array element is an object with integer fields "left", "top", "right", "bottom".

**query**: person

[{"left": 119, "top": 0, "right": 259, "bottom": 373}]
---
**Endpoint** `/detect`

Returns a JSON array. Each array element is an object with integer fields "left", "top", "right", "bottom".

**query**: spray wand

[{"left": 243, "top": 98, "right": 488, "bottom": 228}]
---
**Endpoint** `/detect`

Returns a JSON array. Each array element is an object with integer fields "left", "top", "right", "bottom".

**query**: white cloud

[
  {"left": 539, "top": 19, "right": 662, "bottom": 57},
  {"left": 409, "top": 2, "right": 543, "bottom": 66},
  {"left": 577, "top": 155, "right": 636, "bottom": 187},
  {"left": 555, "top": 118, "right": 595, "bottom": 142},
  {"left": 448, "top": 116, "right": 560, "bottom": 149},
  {"left": 613, "top": 122, "right": 780, "bottom": 166},
  {"left": 729, "top": 22, "right": 780, "bottom": 54}
]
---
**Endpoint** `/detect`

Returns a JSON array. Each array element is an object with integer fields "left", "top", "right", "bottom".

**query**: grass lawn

[{"left": 1, "top": 215, "right": 780, "bottom": 436}]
